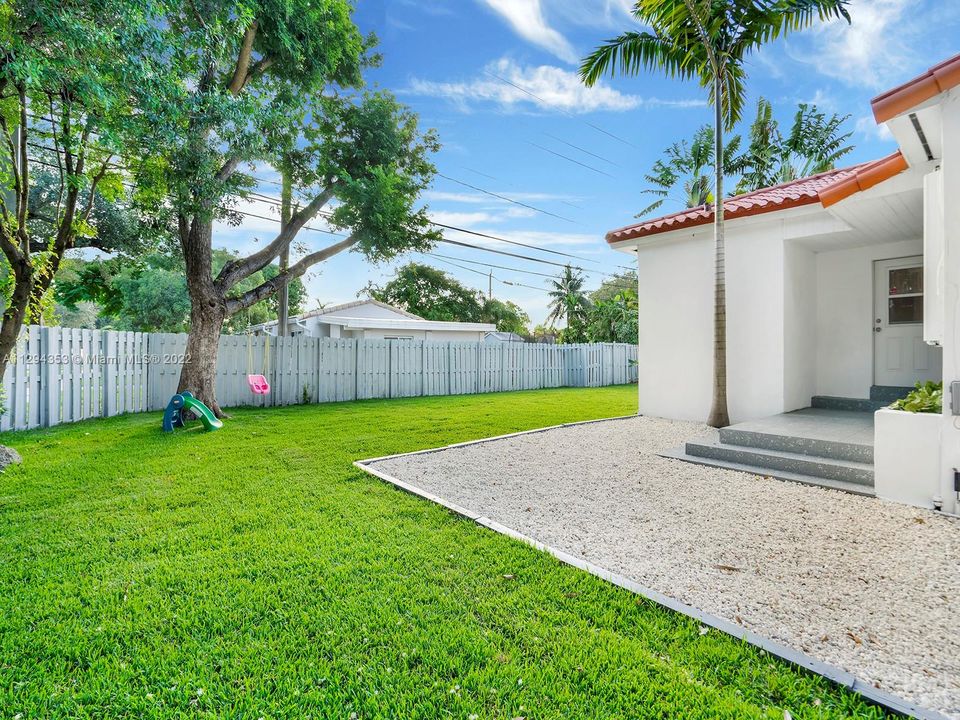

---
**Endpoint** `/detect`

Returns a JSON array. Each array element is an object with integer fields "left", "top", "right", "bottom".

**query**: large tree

[
  {"left": 366, "top": 261, "right": 530, "bottom": 334},
  {"left": 0, "top": 0, "right": 161, "bottom": 381},
  {"left": 144, "top": 2, "right": 439, "bottom": 416},
  {"left": 56, "top": 249, "right": 306, "bottom": 333},
  {"left": 546, "top": 265, "right": 591, "bottom": 343},
  {"left": 737, "top": 97, "right": 853, "bottom": 193},
  {"left": 639, "top": 126, "right": 744, "bottom": 217},
  {"left": 581, "top": 0, "right": 851, "bottom": 427}
]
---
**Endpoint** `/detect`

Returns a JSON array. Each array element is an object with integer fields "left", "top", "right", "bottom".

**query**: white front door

[{"left": 873, "top": 256, "right": 942, "bottom": 387}]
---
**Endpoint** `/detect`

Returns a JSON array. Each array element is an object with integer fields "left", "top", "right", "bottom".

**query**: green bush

[{"left": 890, "top": 381, "right": 943, "bottom": 413}]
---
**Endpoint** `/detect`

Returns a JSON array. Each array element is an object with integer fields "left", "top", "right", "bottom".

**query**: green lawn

[{"left": 0, "top": 386, "right": 887, "bottom": 719}]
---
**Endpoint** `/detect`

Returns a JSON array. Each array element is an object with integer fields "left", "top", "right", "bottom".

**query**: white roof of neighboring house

[
  {"left": 301, "top": 298, "right": 424, "bottom": 321},
  {"left": 322, "top": 316, "right": 495, "bottom": 332},
  {"left": 249, "top": 298, "right": 495, "bottom": 333}
]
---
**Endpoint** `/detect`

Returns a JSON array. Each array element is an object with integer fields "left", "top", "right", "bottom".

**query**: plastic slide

[{"left": 162, "top": 391, "right": 223, "bottom": 432}]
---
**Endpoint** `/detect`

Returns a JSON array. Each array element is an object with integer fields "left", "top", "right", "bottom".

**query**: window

[
  {"left": 887, "top": 266, "right": 923, "bottom": 324},
  {"left": 383, "top": 335, "right": 414, "bottom": 341}
]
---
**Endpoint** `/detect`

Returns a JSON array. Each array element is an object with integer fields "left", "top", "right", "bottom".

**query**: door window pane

[
  {"left": 888, "top": 296, "right": 923, "bottom": 324},
  {"left": 888, "top": 267, "right": 922, "bottom": 295}
]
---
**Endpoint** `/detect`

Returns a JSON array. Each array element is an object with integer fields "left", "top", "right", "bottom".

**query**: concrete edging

[{"left": 354, "top": 415, "right": 946, "bottom": 720}]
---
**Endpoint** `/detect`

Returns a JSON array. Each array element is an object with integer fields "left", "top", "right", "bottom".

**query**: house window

[
  {"left": 383, "top": 336, "right": 414, "bottom": 341},
  {"left": 887, "top": 266, "right": 923, "bottom": 324}
]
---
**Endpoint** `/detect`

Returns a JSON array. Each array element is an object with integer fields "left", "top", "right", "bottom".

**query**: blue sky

[{"left": 218, "top": 0, "right": 960, "bottom": 325}]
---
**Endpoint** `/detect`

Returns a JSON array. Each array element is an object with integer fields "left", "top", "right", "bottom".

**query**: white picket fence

[{"left": 0, "top": 326, "right": 637, "bottom": 432}]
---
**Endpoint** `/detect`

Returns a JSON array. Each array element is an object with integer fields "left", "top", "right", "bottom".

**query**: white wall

[
  {"left": 783, "top": 242, "right": 818, "bottom": 411},
  {"left": 636, "top": 234, "right": 714, "bottom": 422},
  {"left": 726, "top": 225, "right": 786, "bottom": 421},
  {"left": 332, "top": 327, "right": 485, "bottom": 342},
  {"left": 635, "top": 224, "right": 786, "bottom": 423},
  {"left": 427, "top": 329, "right": 487, "bottom": 342},
  {"left": 938, "top": 89, "right": 960, "bottom": 514},
  {"left": 815, "top": 238, "right": 923, "bottom": 398}
]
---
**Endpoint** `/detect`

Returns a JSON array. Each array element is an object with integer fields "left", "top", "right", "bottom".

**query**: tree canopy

[
  {"left": 0, "top": 0, "right": 167, "bottom": 379},
  {"left": 366, "top": 262, "right": 530, "bottom": 335},
  {"left": 119, "top": 1, "right": 442, "bottom": 414}
]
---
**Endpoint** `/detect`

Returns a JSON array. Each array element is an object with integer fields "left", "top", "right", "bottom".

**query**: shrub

[{"left": 890, "top": 381, "right": 942, "bottom": 414}]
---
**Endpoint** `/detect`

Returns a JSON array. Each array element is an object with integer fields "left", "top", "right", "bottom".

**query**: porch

[{"left": 661, "top": 389, "right": 911, "bottom": 496}]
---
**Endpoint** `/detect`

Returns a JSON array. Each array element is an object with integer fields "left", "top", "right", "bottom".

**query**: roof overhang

[
  {"left": 606, "top": 152, "right": 907, "bottom": 247},
  {"left": 871, "top": 54, "right": 960, "bottom": 123}
]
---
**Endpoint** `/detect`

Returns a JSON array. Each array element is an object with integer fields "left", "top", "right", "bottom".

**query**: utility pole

[
  {"left": 277, "top": 165, "right": 292, "bottom": 337},
  {"left": 488, "top": 270, "right": 493, "bottom": 300}
]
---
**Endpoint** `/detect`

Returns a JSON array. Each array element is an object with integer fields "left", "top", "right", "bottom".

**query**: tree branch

[
  {"left": 81, "top": 157, "right": 113, "bottom": 223},
  {"left": 215, "top": 154, "right": 242, "bottom": 183},
  {"left": 215, "top": 184, "right": 337, "bottom": 291},
  {"left": 224, "top": 235, "right": 358, "bottom": 316},
  {"left": 227, "top": 21, "right": 258, "bottom": 95}
]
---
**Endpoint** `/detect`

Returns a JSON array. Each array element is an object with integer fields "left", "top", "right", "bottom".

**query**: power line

[
  {"left": 483, "top": 70, "right": 638, "bottom": 149},
  {"left": 527, "top": 141, "right": 615, "bottom": 179},
  {"left": 27, "top": 145, "right": 637, "bottom": 282},
  {"left": 543, "top": 132, "right": 620, "bottom": 168},
  {"left": 435, "top": 173, "right": 576, "bottom": 224},
  {"left": 244, "top": 187, "right": 605, "bottom": 266},
  {"left": 426, "top": 251, "right": 636, "bottom": 290}
]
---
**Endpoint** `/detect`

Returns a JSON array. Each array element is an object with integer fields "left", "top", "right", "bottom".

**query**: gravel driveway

[{"left": 367, "top": 416, "right": 960, "bottom": 719}]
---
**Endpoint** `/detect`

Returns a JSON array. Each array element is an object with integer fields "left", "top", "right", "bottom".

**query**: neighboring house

[
  {"left": 248, "top": 299, "right": 496, "bottom": 342},
  {"left": 607, "top": 53, "right": 960, "bottom": 512},
  {"left": 485, "top": 331, "right": 526, "bottom": 344}
]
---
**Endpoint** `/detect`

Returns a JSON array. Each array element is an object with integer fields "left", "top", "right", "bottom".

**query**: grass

[{"left": 0, "top": 386, "right": 889, "bottom": 719}]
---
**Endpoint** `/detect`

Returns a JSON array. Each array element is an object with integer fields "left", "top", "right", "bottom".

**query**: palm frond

[{"left": 580, "top": 31, "right": 695, "bottom": 86}]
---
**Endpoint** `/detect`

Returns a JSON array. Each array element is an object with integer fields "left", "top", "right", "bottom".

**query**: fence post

[
  {"left": 447, "top": 342, "right": 452, "bottom": 395},
  {"left": 354, "top": 338, "right": 360, "bottom": 401},
  {"left": 500, "top": 342, "right": 506, "bottom": 391},
  {"left": 39, "top": 326, "right": 55, "bottom": 427}
]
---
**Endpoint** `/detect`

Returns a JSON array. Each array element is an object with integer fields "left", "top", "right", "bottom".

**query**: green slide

[{"left": 181, "top": 395, "right": 224, "bottom": 431}]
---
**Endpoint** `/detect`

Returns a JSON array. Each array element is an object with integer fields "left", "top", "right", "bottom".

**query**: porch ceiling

[{"left": 792, "top": 183, "right": 923, "bottom": 251}]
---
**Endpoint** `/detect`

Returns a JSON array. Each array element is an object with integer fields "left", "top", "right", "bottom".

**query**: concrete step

[
  {"left": 661, "top": 446, "right": 875, "bottom": 497},
  {"left": 719, "top": 426, "right": 873, "bottom": 463},
  {"left": 870, "top": 385, "right": 914, "bottom": 403},
  {"left": 685, "top": 438, "right": 875, "bottom": 487},
  {"left": 811, "top": 395, "right": 888, "bottom": 412}
]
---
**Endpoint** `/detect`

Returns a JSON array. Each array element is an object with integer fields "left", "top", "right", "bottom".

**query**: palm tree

[
  {"left": 580, "top": 0, "right": 851, "bottom": 428},
  {"left": 546, "top": 265, "right": 591, "bottom": 338},
  {"left": 639, "top": 125, "right": 745, "bottom": 217},
  {"left": 737, "top": 97, "right": 853, "bottom": 193}
]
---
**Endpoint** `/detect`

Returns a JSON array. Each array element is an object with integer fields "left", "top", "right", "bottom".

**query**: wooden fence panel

[{"left": 0, "top": 326, "right": 636, "bottom": 431}]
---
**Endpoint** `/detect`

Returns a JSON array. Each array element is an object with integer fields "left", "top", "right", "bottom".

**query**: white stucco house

[
  {"left": 248, "top": 299, "right": 496, "bottom": 342},
  {"left": 608, "top": 53, "right": 960, "bottom": 513}
]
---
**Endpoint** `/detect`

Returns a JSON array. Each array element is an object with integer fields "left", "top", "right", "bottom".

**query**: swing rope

[{"left": 264, "top": 335, "right": 271, "bottom": 382}]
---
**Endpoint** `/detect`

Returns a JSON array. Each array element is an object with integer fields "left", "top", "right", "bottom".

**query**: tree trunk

[
  {"left": 707, "top": 75, "right": 730, "bottom": 429},
  {"left": 0, "top": 259, "right": 32, "bottom": 382},
  {"left": 277, "top": 167, "right": 292, "bottom": 337},
  {"left": 176, "top": 217, "right": 227, "bottom": 417}
]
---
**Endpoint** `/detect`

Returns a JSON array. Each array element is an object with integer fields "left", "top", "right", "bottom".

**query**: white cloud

[
  {"left": 791, "top": 0, "right": 928, "bottom": 89},
  {"left": 855, "top": 114, "right": 893, "bottom": 141},
  {"left": 407, "top": 57, "right": 705, "bottom": 115},
  {"left": 479, "top": 0, "right": 578, "bottom": 64}
]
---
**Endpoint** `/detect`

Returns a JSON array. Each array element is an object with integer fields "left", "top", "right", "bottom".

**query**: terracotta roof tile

[
  {"left": 605, "top": 151, "right": 906, "bottom": 243},
  {"left": 871, "top": 53, "right": 960, "bottom": 124}
]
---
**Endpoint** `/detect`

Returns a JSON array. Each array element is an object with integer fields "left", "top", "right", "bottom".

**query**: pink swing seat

[{"left": 247, "top": 374, "right": 271, "bottom": 394}]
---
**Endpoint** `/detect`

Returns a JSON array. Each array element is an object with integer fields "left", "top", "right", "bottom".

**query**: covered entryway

[{"left": 873, "top": 256, "right": 942, "bottom": 387}]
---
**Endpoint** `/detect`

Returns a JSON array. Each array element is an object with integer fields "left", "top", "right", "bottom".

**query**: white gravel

[{"left": 369, "top": 416, "right": 960, "bottom": 718}]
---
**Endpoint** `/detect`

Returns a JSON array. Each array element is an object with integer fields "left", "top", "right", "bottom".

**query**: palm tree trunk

[{"left": 707, "top": 74, "right": 730, "bottom": 428}]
